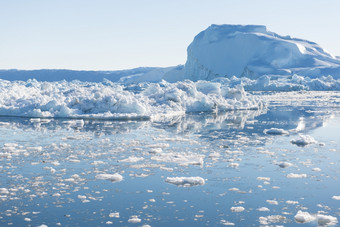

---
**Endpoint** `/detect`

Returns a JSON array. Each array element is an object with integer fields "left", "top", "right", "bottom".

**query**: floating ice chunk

[
  {"left": 317, "top": 214, "right": 338, "bottom": 226},
  {"left": 257, "top": 207, "right": 270, "bottom": 212},
  {"left": 165, "top": 176, "right": 205, "bottom": 187},
  {"left": 37, "top": 225, "right": 48, "bottom": 227},
  {"left": 220, "top": 220, "right": 235, "bottom": 225},
  {"left": 312, "top": 167, "right": 321, "bottom": 172},
  {"left": 24, "top": 218, "right": 31, "bottom": 222},
  {"left": 228, "top": 163, "right": 239, "bottom": 168},
  {"left": 332, "top": 196, "right": 340, "bottom": 200},
  {"left": 278, "top": 162, "right": 293, "bottom": 168},
  {"left": 95, "top": 173, "right": 123, "bottom": 182},
  {"left": 109, "top": 212, "right": 119, "bottom": 218},
  {"left": 257, "top": 177, "right": 270, "bottom": 181},
  {"left": 291, "top": 135, "right": 317, "bottom": 146},
  {"left": 0, "top": 188, "right": 9, "bottom": 194},
  {"left": 295, "top": 210, "right": 338, "bottom": 225},
  {"left": 286, "top": 200, "right": 299, "bottom": 205},
  {"left": 259, "top": 215, "right": 287, "bottom": 225},
  {"left": 230, "top": 206, "right": 245, "bottom": 212},
  {"left": 128, "top": 216, "right": 141, "bottom": 223},
  {"left": 287, "top": 173, "right": 307, "bottom": 178},
  {"left": 264, "top": 128, "right": 289, "bottom": 135},
  {"left": 266, "top": 200, "right": 278, "bottom": 205},
  {"left": 77, "top": 195, "right": 86, "bottom": 200},
  {"left": 119, "top": 156, "right": 144, "bottom": 163},
  {"left": 228, "top": 188, "right": 239, "bottom": 191}
]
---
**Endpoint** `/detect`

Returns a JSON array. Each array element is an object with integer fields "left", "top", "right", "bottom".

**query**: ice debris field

[{"left": 1, "top": 24, "right": 340, "bottom": 226}]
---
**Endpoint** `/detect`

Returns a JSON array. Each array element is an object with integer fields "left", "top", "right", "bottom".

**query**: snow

[
  {"left": 0, "top": 79, "right": 262, "bottom": 120},
  {"left": 165, "top": 176, "right": 205, "bottom": 187},
  {"left": 95, "top": 173, "right": 123, "bottom": 182}
]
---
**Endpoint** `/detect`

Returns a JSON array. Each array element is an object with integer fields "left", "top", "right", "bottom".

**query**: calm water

[{"left": 0, "top": 92, "right": 340, "bottom": 226}]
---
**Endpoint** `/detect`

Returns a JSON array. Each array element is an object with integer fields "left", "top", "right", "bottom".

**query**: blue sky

[{"left": 1, "top": 0, "right": 339, "bottom": 70}]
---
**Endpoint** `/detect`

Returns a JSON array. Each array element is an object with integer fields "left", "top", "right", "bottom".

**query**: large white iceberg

[{"left": 183, "top": 24, "right": 340, "bottom": 81}]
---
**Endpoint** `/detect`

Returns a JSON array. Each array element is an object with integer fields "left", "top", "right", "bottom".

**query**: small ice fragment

[
  {"left": 228, "top": 163, "right": 239, "bottom": 168},
  {"left": 332, "top": 196, "right": 340, "bottom": 200},
  {"left": 77, "top": 195, "right": 86, "bottom": 200},
  {"left": 109, "top": 212, "right": 119, "bottom": 218},
  {"left": 278, "top": 162, "right": 293, "bottom": 168},
  {"left": 286, "top": 200, "right": 299, "bottom": 205},
  {"left": 257, "top": 177, "right": 270, "bottom": 181},
  {"left": 220, "top": 220, "right": 235, "bottom": 225},
  {"left": 119, "top": 156, "right": 144, "bottom": 163},
  {"left": 266, "top": 200, "right": 278, "bottom": 205},
  {"left": 294, "top": 210, "right": 316, "bottom": 223},
  {"left": 312, "top": 168, "right": 321, "bottom": 172},
  {"left": 228, "top": 188, "right": 239, "bottom": 191},
  {"left": 264, "top": 128, "right": 289, "bottom": 135},
  {"left": 230, "top": 206, "right": 245, "bottom": 212},
  {"left": 106, "top": 221, "right": 113, "bottom": 225},
  {"left": 317, "top": 214, "right": 338, "bottom": 226},
  {"left": 291, "top": 135, "right": 317, "bottom": 146},
  {"left": 165, "top": 177, "right": 205, "bottom": 187},
  {"left": 128, "top": 216, "right": 141, "bottom": 223},
  {"left": 287, "top": 173, "right": 307, "bottom": 178},
  {"left": 257, "top": 207, "right": 270, "bottom": 212},
  {"left": 24, "top": 218, "right": 31, "bottom": 222},
  {"left": 95, "top": 173, "right": 123, "bottom": 182},
  {"left": 37, "top": 225, "right": 48, "bottom": 227},
  {"left": 0, "top": 188, "right": 9, "bottom": 194}
]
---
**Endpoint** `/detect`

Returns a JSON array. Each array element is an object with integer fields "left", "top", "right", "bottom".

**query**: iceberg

[{"left": 183, "top": 24, "right": 340, "bottom": 81}]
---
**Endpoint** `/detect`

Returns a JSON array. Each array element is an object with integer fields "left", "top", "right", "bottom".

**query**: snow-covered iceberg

[{"left": 183, "top": 24, "right": 340, "bottom": 81}]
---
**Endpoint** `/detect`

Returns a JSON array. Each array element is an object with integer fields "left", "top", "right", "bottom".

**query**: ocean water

[{"left": 0, "top": 92, "right": 339, "bottom": 226}]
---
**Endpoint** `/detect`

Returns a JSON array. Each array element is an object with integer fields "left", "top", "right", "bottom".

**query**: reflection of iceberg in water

[{"left": 0, "top": 106, "right": 336, "bottom": 138}]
